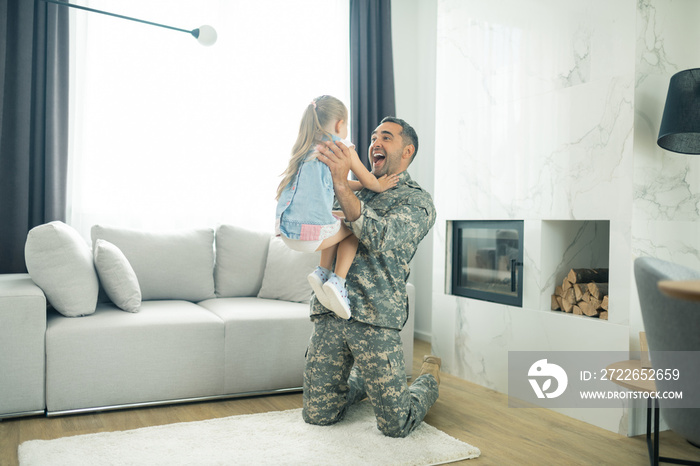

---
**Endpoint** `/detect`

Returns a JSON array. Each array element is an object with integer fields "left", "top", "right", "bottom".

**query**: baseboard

[{"left": 414, "top": 329, "right": 432, "bottom": 342}]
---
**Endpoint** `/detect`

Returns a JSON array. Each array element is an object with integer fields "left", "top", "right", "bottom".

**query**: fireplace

[{"left": 451, "top": 220, "right": 524, "bottom": 307}]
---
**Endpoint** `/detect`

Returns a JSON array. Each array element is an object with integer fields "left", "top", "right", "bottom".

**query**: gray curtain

[
  {"left": 0, "top": 0, "right": 69, "bottom": 273},
  {"left": 350, "top": 0, "right": 395, "bottom": 169}
]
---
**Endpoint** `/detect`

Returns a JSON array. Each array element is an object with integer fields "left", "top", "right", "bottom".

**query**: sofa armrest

[
  {"left": 0, "top": 274, "right": 47, "bottom": 418},
  {"left": 400, "top": 282, "right": 416, "bottom": 378}
]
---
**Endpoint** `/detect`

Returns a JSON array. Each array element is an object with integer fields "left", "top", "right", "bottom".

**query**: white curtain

[{"left": 68, "top": 0, "right": 350, "bottom": 240}]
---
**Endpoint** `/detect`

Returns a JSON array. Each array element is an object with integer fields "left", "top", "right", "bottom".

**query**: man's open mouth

[{"left": 372, "top": 152, "right": 386, "bottom": 166}]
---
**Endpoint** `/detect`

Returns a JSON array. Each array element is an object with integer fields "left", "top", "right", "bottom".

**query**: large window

[{"left": 68, "top": 0, "right": 350, "bottom": 239}]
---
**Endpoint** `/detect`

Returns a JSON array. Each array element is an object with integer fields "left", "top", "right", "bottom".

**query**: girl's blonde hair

[{"left": 276, "top": 95, "right": 348, "bottom": 200}]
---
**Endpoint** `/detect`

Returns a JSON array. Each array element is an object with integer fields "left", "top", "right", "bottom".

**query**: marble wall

[
  {"left": 632, "top": 0, "right": 700, "bottom": 336},
  {"left": 432, "top": 0, "right": 700, "bottom": 434}
]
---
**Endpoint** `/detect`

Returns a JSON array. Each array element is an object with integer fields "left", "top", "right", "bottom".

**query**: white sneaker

[
  {"left": 323, "top": 274, "right": 352, "bottom": 320},
  {"left": 307, "top": 267, "right": 332, "bottom": 310}
]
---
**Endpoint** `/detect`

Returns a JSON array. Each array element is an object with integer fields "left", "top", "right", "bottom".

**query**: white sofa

[{"left": 0, "top": 222, "right": 415, "bottom": 419}]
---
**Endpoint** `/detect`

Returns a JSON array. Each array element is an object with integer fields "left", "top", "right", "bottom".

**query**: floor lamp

[{"left": 40, "top": 0, "right": 217, "bottom": 46}]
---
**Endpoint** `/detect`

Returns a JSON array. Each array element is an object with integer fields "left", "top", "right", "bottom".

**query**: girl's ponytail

[{"left": 276, "top": 96, "right": 348, "bottom": 200}]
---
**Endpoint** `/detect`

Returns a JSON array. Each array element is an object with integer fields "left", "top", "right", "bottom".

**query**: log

[
  {"left": 582, "top": 291, "right": 591, "bottom": 303},
  {"left": 562, "top": 288, "right": 576, "bottom": 312},
  {"left": 579, "top": 302, "right": 600, "bottom": 317},
  {"left": 587, "top": 283, "right": 609, "bottom": 301},
  {"left": 589, "top": 295, "right": 602, "bottom": 311},
  {"left": 551, "top": 294, "right": 561, "bottom": 311},
  {"left": 567, "top": 268, "right": 609, "bottom": 284},
  {"left": 553, "top": 271, "right": 609, "bottom": 318}
]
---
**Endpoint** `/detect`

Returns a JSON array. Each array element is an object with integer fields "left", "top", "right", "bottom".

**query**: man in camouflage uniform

[{"left": 304, "top": 116, "right": 441, "bottom": 438}]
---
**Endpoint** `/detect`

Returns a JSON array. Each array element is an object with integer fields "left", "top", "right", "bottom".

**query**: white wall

[
  {"left": 632, "top": 1, "right": 700, "bottom": 336},
  {"left": 431, "top": 0, "right": 635, "bottom": 433},
  {"left": 629, "top": 1, "right": 700, "bottom": 434},
  {"left": 392, "top": 0, "right": 700, "bottom": 437},
  {"left": 421, "top": 0, "right": 700, "bottom": 436},
  {"left": 391, "top": 0, "right": 438, "bottom": 342}
]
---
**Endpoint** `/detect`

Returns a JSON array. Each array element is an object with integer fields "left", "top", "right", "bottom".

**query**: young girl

[{"left": 275, "top": 95, "right": 398, "bottom": 319}]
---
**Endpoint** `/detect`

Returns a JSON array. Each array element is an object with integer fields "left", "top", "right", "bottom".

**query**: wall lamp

[
  {"left": 41, "top": 0, "right": 217, "bottom": 46},
  {"left": 658, "top": 68, "right": 700, "bottom": 154}
]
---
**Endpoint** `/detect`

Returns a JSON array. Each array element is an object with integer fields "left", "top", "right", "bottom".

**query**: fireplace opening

[
  {"left": 450, "top": 220, "right": 524, "bottom": 307},
  {"left": 541, "top": 220, "right": 610, "bottom": 319}
]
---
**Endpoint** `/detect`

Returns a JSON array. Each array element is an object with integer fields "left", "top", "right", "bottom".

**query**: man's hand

[
  {"left": 316, "top": 140, "right": 353, "bottom": 186},
  {"left": 317, "top": 141, "right": 362, "bottom": 222}
]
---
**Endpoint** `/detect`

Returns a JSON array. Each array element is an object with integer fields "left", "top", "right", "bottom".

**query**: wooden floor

[{"left": 3, "top": 339, "right": 700, "bottom": 465}]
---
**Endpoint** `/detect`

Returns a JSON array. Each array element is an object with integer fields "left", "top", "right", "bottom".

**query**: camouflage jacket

[{"left": 310, "top": 171, "right": 436, "bottom": 330}]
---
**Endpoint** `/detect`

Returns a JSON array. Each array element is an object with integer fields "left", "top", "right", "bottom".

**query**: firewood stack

[{"left": 551, "top": 268, "right": 609, "bottom": 320}]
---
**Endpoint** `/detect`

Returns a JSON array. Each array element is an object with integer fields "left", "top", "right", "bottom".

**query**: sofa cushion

[
  {"left": 45, "top": 300, "right": 225, "bottom": 413},
  {"left": 24, "top": 221, "right": 99, "bottom": 317},
  {"left": 91, "top": 225, "right": 215, "bottom": 302},
  {"left": 93, "top": 239, "right": 141, "bottom": 313},
  {"left": 214, "top": 225, "right": 271, "bottom": 298},
  {"left": 198, "top": 297, "right": 312, "bottom": 393},
  {"left": 257, "top": 236, "right": 320, "bottom": 303}
]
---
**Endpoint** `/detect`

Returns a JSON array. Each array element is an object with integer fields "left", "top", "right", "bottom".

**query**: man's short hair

[{"left": 380, "top": 116, "right": 419, "bottom": 162}]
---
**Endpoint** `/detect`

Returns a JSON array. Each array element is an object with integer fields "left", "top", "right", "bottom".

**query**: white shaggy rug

[{"left": 19, "top": 402, "right": 480, "bottom": 466}]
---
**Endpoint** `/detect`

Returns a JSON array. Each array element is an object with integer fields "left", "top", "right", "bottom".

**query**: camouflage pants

[{"left": 302, "top": 315, "right": 439, "bottom": 438}]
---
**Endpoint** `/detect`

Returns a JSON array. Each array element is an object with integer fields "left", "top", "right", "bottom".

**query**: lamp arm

[{"left": 41, "top": 0, "right": 192, "bottom": 34}]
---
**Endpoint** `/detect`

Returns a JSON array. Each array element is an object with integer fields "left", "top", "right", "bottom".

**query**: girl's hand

[{"left": 376, "top": 174, "right": 399, "bottom": 192}]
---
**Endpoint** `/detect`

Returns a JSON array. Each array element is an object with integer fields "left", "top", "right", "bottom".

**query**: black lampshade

[{"left": 658, "top": 68, "right": 700, "bottom": 154}]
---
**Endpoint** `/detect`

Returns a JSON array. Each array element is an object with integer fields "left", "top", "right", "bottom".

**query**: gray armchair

[{"left": 634, "top": 256, "right": 700, "bottom": 447}]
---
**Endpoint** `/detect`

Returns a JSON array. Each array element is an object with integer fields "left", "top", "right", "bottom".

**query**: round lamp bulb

[{"left": 195, "top": 25, "right": 217, "bottom": 46}]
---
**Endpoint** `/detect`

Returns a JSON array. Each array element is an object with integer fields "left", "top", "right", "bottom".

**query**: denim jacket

[{"left": 276, "top": 136, "right": 349, "bottom": 241}]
